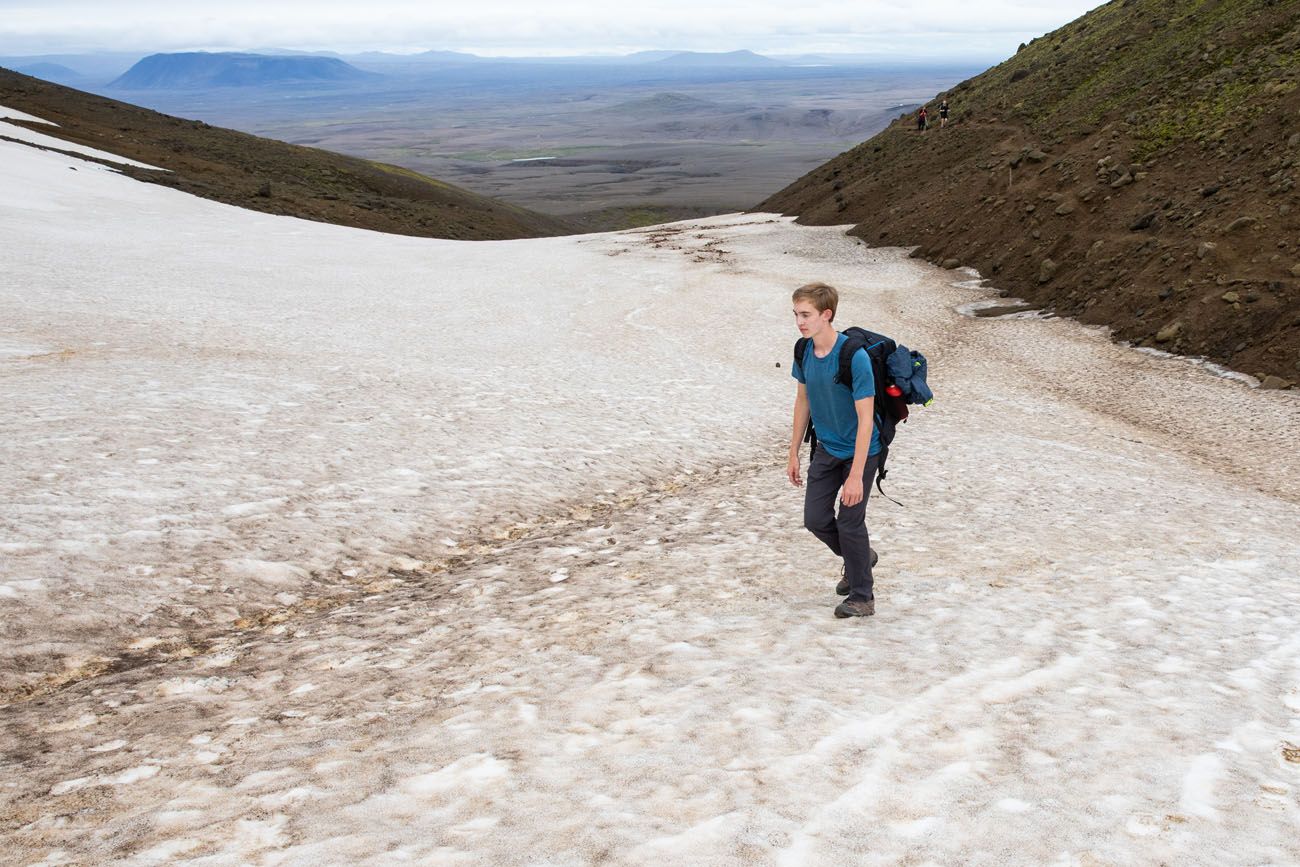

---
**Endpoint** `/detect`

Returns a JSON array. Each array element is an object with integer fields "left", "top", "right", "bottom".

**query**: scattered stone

[
  {"left": 1130, "top": 211, "right": 1157, "bottom": 231},
  {"left": 1226, "top": 216, "right": 1257, "bottom": 232},
  {"left": 942, "top": 258, "right": 961, "bottom": 269},
  {"left": 1200, "top": 185, "right": 1220, "bottom": 197},
  {"left": 1289, "top": 263, "right": 1300, "bottom": 277},
  {"left": 1156, "top": 321, "right": 1182, "bottom": 342},
  {"left": 1055, "top": 201, "right": 1076, "bottom": 216},
  {"left": 1288, "top": 132, "right": 1300, "bottom": 149},
  {"left": 1260, "top": 375, "right": 1293, "bottom": 390},
  {"left": 1197, "top": 242, "right": 1217, "bottom": 260},
  {"left": 1221, "top": 290, "right": 1240, "bottom": 303},
  {"left": 1026, "top": 150, "right": 1048, "bottom": 163},
  {"left": 1085, "top": 239, "right": 1105, "bottom": 260},
  {"left": 1038, "top": 258, "right": 1059, "bottom": 283},
  {"left": 1025, "top": 204, "right": 1036, "bottom": 213}
]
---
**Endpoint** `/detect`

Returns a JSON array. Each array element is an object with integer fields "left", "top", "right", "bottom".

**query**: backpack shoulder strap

[
  {"left": 836, "top": 327, "right": 871, "bottom": 387},
  {"left": 793, "top": 337, "right": 809, "bottom": 373}
]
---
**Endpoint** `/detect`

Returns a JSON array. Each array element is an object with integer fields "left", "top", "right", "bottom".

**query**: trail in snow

[{"left": 3, "top": 105, "right": 1300, "bottom": 866}]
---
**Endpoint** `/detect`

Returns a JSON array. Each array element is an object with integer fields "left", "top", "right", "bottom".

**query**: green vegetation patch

[{"left": 365, "top": 160, "right": 453, "bottom": 189}]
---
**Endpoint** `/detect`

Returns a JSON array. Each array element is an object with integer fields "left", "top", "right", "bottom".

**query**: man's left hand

[{"left": 841, "top": 476, "right": 864, "bottom": 507}]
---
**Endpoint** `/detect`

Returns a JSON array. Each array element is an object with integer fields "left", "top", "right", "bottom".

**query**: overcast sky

[{"left": 1, "top": 0, "right": 1108, "bottom": 59}]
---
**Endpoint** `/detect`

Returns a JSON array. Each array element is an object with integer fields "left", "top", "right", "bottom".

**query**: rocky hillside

[
  {"left": 0, "top": 68, "right": 574, "bottom": 241},
  {"left": 760, "top": 0, "right": 1300, "bottom": 386}
]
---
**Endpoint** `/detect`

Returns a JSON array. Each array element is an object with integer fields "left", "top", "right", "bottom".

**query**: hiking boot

[
  {"left": 835, "top": 548, "right": 879, "bottom": 595},
  {"left": 834, "top": 598, "right": 875, "bottom": 618}
]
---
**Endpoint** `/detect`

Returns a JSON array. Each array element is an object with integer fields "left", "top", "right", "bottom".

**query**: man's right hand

[{"left": 787, "top": 453, "right": 802, "bottom": 487}]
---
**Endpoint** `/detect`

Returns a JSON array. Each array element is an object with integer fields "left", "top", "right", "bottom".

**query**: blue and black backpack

[{"left": 794, "top": 326, "right": 932, "bottom": 502}]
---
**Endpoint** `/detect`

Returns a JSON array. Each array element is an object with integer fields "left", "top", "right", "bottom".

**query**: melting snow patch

[
  {"left": 132, "top": 839, "right": 203, "bottom": 863},
  {"left": 1132, "top": 347, "right": 1269, "bottom": 389},
  {"left": 88, "top": 739, "right": 127, "bottom": 753},
  {"left": 25, "top": 853, "right": 77, "bottom": 867},
  {"left": 158, "top": 676, "right": 231, "bottom": 697},
  {"left": 221, "top": 498, "right": 288, "bottom": 518},
  {"left": 403, "top": 754, "right": 510, "bottom": 796},
  {"left": 1180, "top": 754, "right": 1223, "bottom": 819},
  {"left": 0, "top": 104, "right": 57, "bottom": 125},
  {"left": 49, "top": 777, "right": 93, "bottom": 796},
  {"left": 996, "top": 798, "right": 1034, "bottom": 813},
  {"left": 0, "top": 578, "right": 46, "bottom": 597},
  {"left": 44, "top": 713, "right": 97, "bottom": 732},
  {"left": 629, "top": 812, "right": 748, "bottom": 859},
  {"left": 220, "top": 558, "right": 309, "bottom": 585},
  {"left": 893, "top": 816, "right": 942, "bottom": 838},
  {"left": 0, "top": 339, "right": 55, "bottom": 358},
  {"left": 955, "top": 298, "right": 1049, "bottom": 319},
  {"left": 234, "top": 815, "right": 288, "bottom": 849},
  {"left": 0, "top": 120, "right": 164, "bottom": 170},
  {"left": 1126, "top": 815, "right": 1162, "bottom": 837},
  {"left": 109, "top": 765, "right": 159, "bottom": 785}
]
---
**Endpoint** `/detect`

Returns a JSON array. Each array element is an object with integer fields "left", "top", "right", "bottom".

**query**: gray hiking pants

[{"left": 803, "top": 446, "right": 879, "bottom": 602}]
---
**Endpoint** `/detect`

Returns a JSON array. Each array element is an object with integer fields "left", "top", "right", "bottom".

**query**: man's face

[{"left": 793, "top": 300, "right": 833, "bottom": 338}]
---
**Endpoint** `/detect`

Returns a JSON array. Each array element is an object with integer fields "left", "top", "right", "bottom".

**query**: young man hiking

[{"left": 787, "top": 283, "right": 880, "bottom": 618}]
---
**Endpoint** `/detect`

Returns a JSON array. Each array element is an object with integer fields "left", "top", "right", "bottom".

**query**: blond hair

[{"left": 791, "top": 282, "right": 838, "bottom": 321}]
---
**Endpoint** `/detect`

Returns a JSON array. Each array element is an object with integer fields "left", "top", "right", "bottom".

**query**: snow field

[
  {"left": 1, "top": 131, "right": 797, "bottom": 691},
  {"left": 3, "top": 105, "right": 1300, "bottom": 865}
]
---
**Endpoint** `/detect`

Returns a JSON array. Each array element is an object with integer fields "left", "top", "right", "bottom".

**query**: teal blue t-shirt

[{"left": 792, "top": 333, "right": 881, "bottom": 458}]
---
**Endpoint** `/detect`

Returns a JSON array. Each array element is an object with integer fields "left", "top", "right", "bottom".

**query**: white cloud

[{"left": 0, "top": 0, "right": 1107, "bottom": 58}]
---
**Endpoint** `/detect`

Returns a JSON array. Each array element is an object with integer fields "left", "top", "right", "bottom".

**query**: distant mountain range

[
  {"left": 650, "top": 50, "right": 782, "bottom": 67},
  {"left": 0, "top": 48, "right": 927, "bottom": 85},
  {"left": 11, "top": 62, "right": 82, "bottom": 85},
  {"left": 110, "top": 52, "right": 377, "bottom": 88},
  {"left": 329, "top": 48, "right": 785, "bottom": 67}
]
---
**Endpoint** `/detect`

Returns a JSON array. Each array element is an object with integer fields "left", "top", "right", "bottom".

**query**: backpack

[{"left": 793, "top": 326, "right": 931, "bottom": 503}]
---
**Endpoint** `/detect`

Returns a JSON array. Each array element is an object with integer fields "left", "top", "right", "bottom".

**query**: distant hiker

[
  {"left": 939, "top": 99, "right": 950, "bottom": 128},
  {"left": 787, "top": 282, "right": 881, "bottom": 618},
  {"left": 917, "top": 106, "right": 928, "bottom": 131}
]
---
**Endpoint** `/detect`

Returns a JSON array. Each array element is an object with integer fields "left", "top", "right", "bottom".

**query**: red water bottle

[{"left": 885, "top": 383, "right": 909, "bottom": 421}]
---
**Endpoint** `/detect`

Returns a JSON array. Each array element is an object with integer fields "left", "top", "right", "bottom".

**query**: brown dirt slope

[
  {"left": 0, "top": 67, "right": 575, "bottom": 241},
  {"left": 759, "top": 0, "right": 1300, "bottom": 385}
]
